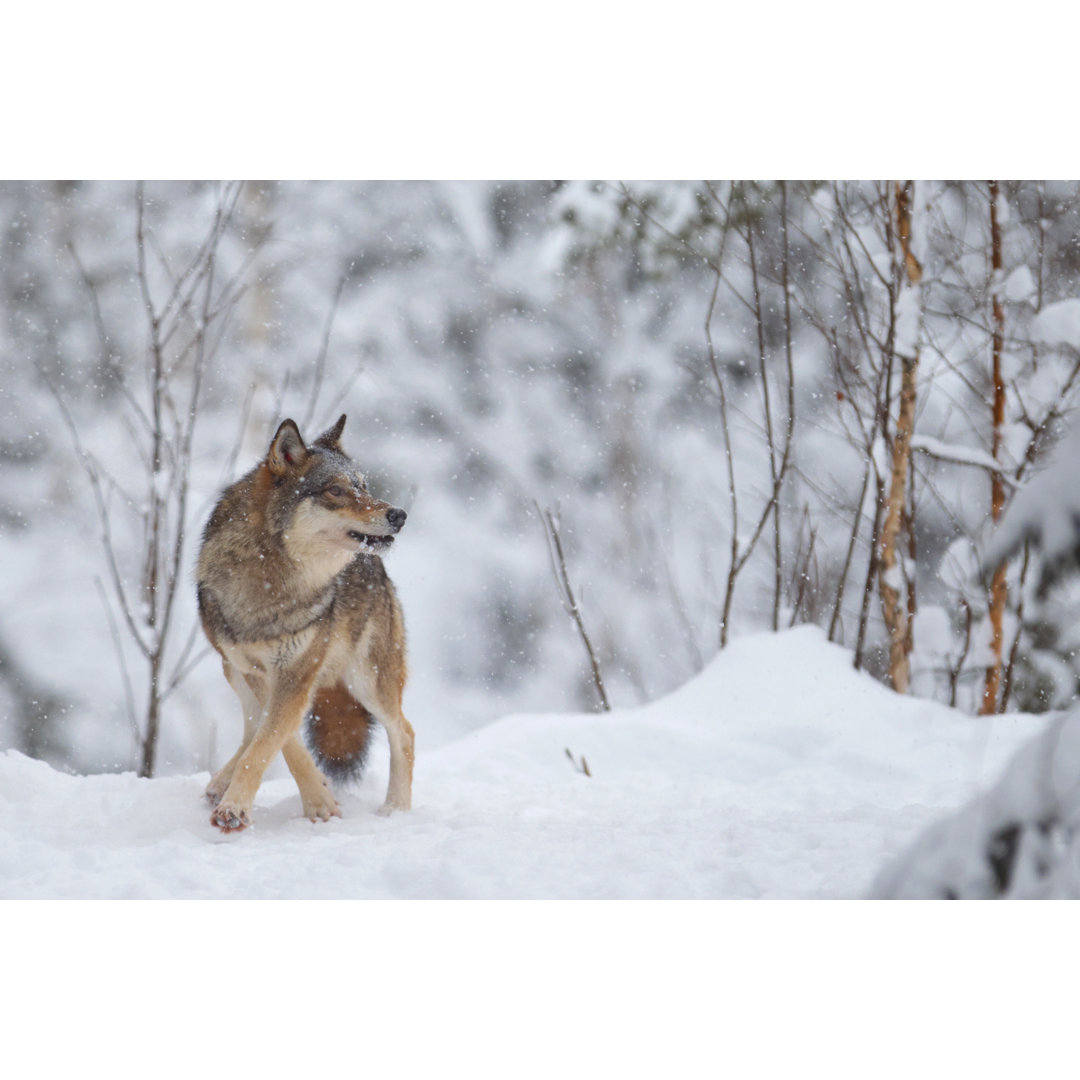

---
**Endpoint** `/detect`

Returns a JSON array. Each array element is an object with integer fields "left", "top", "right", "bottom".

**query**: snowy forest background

[{"left": 3, "top": 179, "right": 1080, "bottom": 779}]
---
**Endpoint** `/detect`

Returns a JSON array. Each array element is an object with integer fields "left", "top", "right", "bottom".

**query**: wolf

[{"left": 196, "top": 414, "right": 414, "bottom": 833}]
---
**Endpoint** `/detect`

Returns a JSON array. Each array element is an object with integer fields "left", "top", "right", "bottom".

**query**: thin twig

[
  {"left": 43, "top": 374, "right": 152, "bottom": 659},
  {"left": 538, "top": 504, "right": 611, "bottom": 712},
  {"left": 565, "top": 747, "right": 592, "bottom": 777}
]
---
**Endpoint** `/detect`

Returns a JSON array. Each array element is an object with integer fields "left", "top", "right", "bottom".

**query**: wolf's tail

[{"left": 305, "top": 683, "right": 375, "bottom": 785}]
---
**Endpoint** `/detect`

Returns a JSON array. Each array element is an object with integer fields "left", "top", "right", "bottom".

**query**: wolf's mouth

[{"left": 348, "top": 530, "right": 395, "bottom": 550}]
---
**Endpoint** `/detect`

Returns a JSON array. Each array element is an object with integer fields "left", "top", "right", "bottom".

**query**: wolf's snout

[{"left": 387, "top": 507, "right": 407, "bottom": 532}]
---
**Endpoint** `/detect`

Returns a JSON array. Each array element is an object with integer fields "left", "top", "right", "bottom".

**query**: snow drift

[{"left": 0, "top": 628, "right": 1042, "bottom": 899}]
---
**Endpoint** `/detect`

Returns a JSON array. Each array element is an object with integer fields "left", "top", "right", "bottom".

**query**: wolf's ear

[
  {"left": 313, "top": 413, "right": 347, "bottom": 451},
  {"left": 268, "top": 419, "right": 307, "bottom": 475}
]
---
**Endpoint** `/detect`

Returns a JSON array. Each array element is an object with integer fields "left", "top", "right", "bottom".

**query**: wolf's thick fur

[{"left": 196, "top": 414, "right": 414, "bottom": 832}]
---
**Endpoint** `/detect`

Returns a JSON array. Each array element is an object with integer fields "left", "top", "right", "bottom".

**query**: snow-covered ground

[{"left": 0, "top": 627, "right": 1044, "bottom": 899}]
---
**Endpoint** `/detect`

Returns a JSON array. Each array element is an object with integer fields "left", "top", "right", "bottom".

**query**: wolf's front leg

[
  {"left": 206, "top": 753, "right": 242, "bottom": 808},
  {"left": 206, "top": 667, "right": 264, "bottom": 807},
  {"left": 282, "top": 734, "right": 341, "bottom": 822},
  {"left": 210, "top": 662, "right": 323, "bottom": 833}
]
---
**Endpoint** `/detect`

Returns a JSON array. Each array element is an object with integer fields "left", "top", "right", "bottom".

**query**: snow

[
  {"left": 911, "top": 432, "right": 1007, "bottom": 475},
  {"left": 872, "top": 706, "right": 1080, "bottom": 897},
  {"left": 1, "top": 626, "right": 1041, "bottom": 899},
  {"left": 881, "top": 562, "right": 904, "bottom": 593},
  {"left": 1031, "top": 297, "right": 1080, "bottom": 347},
  {"left": 1004, "top": 264, "right": 1037, "bottom": 304},
  {"left": 983, "top": 420, "right": 1080, "bottom": 586}
]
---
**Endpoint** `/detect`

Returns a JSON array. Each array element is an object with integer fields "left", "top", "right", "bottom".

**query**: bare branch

[
  {"left": 538, "top": 504, "right": 611, "bottom": 712},
  {"left": 43, "top": 373, "right": 153, "bottom": 660}
]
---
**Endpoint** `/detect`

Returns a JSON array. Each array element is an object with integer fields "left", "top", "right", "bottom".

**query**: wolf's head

[{"left": 265, "top": 415, "right": 407, "bottom": 568}]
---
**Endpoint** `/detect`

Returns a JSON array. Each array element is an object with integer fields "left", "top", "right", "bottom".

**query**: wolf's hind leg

[{"left": 373, "top": 706, "right": 415, "bottom": 815}]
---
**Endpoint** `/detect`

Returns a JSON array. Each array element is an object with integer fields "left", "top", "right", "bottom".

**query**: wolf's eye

[{"left": 326, "top": 485, "right": 346, "bottom": 498}]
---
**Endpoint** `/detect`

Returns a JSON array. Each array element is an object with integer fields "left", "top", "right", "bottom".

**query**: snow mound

[
  {"left": 0, "top": 628, "right": 1043, "bottom": 899},
  {"left": 872, "top": 707, "right": 1080, "bottom": 898}
]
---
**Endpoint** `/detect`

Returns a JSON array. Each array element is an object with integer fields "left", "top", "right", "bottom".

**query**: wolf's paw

[
  {"left": 376, "top": 799, "right": 410, "bottom": 817},
  {"left": 210, "top": 803, "right": 250, "bottom": 832},
  {"left": 302, "top": 785, "right": 342, "bottom": 823}
]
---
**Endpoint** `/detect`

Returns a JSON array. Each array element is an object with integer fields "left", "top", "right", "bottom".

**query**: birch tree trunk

[
  {"left": 981, "top": 180, "right": 1008, "bottom": 714},
  {"left": 878, "top": 181, "right": 922, "bottom": 694}
]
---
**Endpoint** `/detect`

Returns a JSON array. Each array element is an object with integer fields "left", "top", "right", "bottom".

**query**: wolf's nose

[{"left": 387, "top": 507, "right": 407, "bottom": 532}]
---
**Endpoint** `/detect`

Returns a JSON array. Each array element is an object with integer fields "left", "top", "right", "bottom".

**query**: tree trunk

[
  {"left": 879, "top": 356, "right": 918, "bottom": 692},
  {"left": 878, "top": 181, "right": 922, "bottom": 694},
  {"left": 981, "top": 180, "right": 1008, "bottom": 714},
  {"left": 139, "top": 651, "right": 163, "bottom": 779}
]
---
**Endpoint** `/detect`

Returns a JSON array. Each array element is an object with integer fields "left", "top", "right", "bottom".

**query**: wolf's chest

[{"left": 222, "top": 624, "right": 321, "bottom": 676}]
